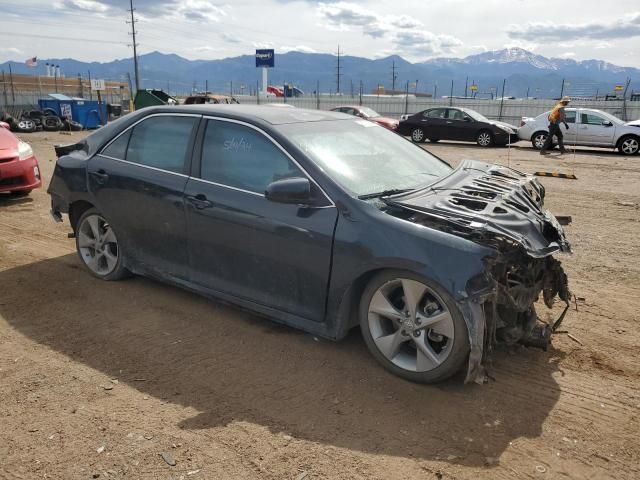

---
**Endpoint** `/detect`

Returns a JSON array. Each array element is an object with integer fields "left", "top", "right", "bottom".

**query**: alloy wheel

[
  {"left": 411, "top": 128, "right": 425, "bottom": 143},
  {"left": 621, "top": 137, "right": 639, "bottom": 155},
  {"left": 77, "top": 214, "right": 119, "bottom": 276},
  {"left": 477, "top": 132, "right": 492, "bottom": 147},
  {"left": 367, "top": 278, "right": 455, "bottom": 372},
  {"left": 533, "top": 133, "right": 547, "bottom": 149}
]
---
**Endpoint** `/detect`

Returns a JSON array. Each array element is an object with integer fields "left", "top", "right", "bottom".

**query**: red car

[
  {"left": 330, "top": 106, "right": 399, "bottom": 131},
  {"left": 0, "top": 121, "right": 41, "bottom": 196}
]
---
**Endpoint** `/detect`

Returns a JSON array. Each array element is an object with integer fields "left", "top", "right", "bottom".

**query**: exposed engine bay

[{"left": 384, "top": 160, "right": 572, "bottom": 383}]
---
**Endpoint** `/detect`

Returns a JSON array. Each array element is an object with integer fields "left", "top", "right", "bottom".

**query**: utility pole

[
  {"left": 559, "top": 78, "right": 565, "bottom": 99},
  {"left": 335, "top": 45, "right": 342, "bottom": 94},
  {"left": 464, "top": 76, "right": 468, "bottom": 98},
  {"left": 391, "top": 60, "right": 397, "bottom": 93},
  {"left": 205, "top": 79, "right": 208, "bottom": 95},
  {"left": 127, "top": 0, "right": 140, "bottom": 93}
]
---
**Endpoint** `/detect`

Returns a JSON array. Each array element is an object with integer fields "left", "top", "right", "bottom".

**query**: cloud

[
  {"left": 280, "top": 45, "right": 317, "bottom": 53},
  {"left": 558, "top": 52, "right": 576, "bottom": 58},
  {"left": 507, "top": 12, "right": 640, "bottom": 42},
  {"left": 316, "top": 2, "right": 462, "bottom": 58},
  {"left": 55, "top": 0, "right": 110, "bottom": 12},
  {"left": 0, "top": 47, "right": 23, "bottom": 55},
  {"left": 221, "top": 33, "right": 242, "bottom": 44},
  {"left": 58, "top": 0, "right": 227, "bottom": 22}
]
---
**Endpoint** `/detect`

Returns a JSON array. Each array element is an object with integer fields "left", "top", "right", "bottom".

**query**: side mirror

[
  {"left": 463, "top": 116, "right": 472, "bottom": 122},
  {"left": 602, "top": 120, "right": 613, "bottom": 127},
  {"left": 265, "top": 177, "right": 311, "bottom": 204},
  {"left": 0, "top": 121, "right": 10, "bottom": 129}
]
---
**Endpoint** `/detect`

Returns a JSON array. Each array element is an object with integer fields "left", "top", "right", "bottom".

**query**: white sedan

[{"left": 518, "top": 108, "right": 640, "bottom": 155}]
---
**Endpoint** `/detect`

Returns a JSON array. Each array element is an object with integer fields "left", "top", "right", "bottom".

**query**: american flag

[{"left": 25, "top": 57, "right": 37, "bottom": 67}]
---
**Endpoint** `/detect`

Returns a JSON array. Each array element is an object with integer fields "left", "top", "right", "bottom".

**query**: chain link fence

[{"left": 240, "top": 95, "right": 640, "bottom": 126}]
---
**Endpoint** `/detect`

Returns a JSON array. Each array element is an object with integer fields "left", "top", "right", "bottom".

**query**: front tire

[
  {"left": 411, "top": 128, "right": 425, "bottom": 143},
  {"left": 359, "top": 270, "right": 469, "bottom": 384},
  {"left": 618, "top": 135, "right": 640, "bottom": 155},
  {"left": 75, "top": 208, "right": 129, "bottom": 281},
  {"left": 476, "top": 130, "right": 494, "bottom": 147}
]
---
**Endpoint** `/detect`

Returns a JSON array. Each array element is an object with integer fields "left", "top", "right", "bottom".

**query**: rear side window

[
  {"left": 102, "top": 129, "right": 131, "bottom": 159},
  {"left": 126, "top": 116, "right": 196, "bottom": 174},
  {"left": 424, "top": 109, "right": 446, "bottom": 118},
  {"left": 565, "top": 110, "right": 576, "bottom": 124},
  {"left": 200, "top": 120, "right": 303, "bottom": 194}
]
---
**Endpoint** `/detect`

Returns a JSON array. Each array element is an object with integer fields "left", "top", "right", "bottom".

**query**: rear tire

[
  {"left": 75, "top": 208, "right": 130, "bottom": 281},
  {"left": 618, "top": 135, "right": 640, "bottom": 155},
  {"left": 531, "top": 131, "right": 548, "bottom": 150},
  {"left": 359, "top": 270, "right": 469, "bottom": 384},
  {"left": 411, "top": 128, "right": 425, "bottom": 143}
]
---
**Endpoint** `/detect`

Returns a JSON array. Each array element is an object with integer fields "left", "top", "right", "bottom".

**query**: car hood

[
  {"left": 385, "top": 160, "right": 571, "bottom": 258},
  {"left": 625, "top": 119, "right": 640, "bottom": 127}
]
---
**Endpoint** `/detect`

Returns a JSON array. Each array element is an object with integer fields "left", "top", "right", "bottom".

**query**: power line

[
  {"left": 391, "top": 60, "right": 398, "bottom": 93},
  {"left": 127, "top": 0, "right": 140, "bottom": 92},
  {"left": 0, "top": 31, "right": 125, "bottom": 45},
  {"left": 336, "top": 44, "right": 342, "bottom": 94}
]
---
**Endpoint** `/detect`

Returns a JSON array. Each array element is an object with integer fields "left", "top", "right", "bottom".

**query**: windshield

[
  {"left": 596, "top": 111, "right": 624, "bottom": 125},
  {"left": 465, "top": 109, "right": 491, "bottom": 123},
  {"left": 279, "top": 119, "right": 452, "bottom": 197},
  {"left": 359, "top": 107, "right": 380, "bottom": 118}
]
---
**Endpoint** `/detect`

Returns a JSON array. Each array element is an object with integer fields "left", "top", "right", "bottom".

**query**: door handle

[
  {"left": 186, "top": 194, "right": 213, "bottom": 209},
  {"left": 446, "top": 121, "right": 453, "bottom": 124},
  {"left": 89, "top": 170, "right": 109, "bottom": 184}
]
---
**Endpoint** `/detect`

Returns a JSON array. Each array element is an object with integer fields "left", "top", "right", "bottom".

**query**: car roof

[{"left": 140, "top": 104, "right": 348, "bottom": 125}]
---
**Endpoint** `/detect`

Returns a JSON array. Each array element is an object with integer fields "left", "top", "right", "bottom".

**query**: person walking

[{"left": 540, "top": 96, "right": 571, "bottom": 155}]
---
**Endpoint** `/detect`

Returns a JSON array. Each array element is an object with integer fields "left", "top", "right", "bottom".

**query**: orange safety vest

[{"left": 548, "top": 104, "right": 564, "bottom": 123}]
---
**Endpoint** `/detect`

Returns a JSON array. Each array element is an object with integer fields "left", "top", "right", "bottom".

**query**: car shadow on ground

[
  {"left": 1, "top": 253, "right": 564, "bottom": 467},
  {"left": 0, "top": 193, "right": 34, "bottom": 208}
]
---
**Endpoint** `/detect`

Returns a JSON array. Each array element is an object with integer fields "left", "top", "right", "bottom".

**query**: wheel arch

[
  {"left": 69, "top": 200, "right": 96, "bottom": 232},
  {"left": 332, "top": 267, "right": 393, "bottom": 339},
  {"left": 616, "top": 133, "right": 640, "bottom": 150}
]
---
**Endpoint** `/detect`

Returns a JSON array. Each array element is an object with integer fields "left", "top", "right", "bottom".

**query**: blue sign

[{"left": 255, "top": 49, "right": 275, "bottom": 68}]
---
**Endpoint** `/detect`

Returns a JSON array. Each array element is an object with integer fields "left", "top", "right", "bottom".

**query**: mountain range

[{"left": 1, "top": 48, "right": 638, "bottom": 98}]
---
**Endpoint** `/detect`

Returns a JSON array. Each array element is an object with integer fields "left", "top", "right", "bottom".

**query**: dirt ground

[{"left": 1, "top": 130, "right": 639, "bottom": 480}]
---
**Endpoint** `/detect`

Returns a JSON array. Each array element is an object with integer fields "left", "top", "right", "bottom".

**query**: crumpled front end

[{"left": 385, "top": 160, "right": 572, "bottom": 383}]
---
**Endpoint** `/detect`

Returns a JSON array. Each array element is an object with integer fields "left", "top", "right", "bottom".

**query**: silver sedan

[{"left": 518, "top": 108, "right": 640, "bottom": 155}]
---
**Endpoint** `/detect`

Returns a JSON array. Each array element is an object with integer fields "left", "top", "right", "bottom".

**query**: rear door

[
  {"left": 88, "top": 114, "right": 199, "bottom": 279},
  {"left": 418, "top": 108, "right": 448, "bottom": 139},
  {"left": 577, "top": 110, "right": 616, "bottom": 146},
  {"left": 184, "top": 118, "right": 338, "bottom": 322}
]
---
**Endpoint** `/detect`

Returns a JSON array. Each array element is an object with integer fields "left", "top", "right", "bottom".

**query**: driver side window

[
  {"left": 200, "top": 120, "right": 304, "bottom": 194},
  {"left": 581, "top": 112, "right": 603, "bottom": 125}
]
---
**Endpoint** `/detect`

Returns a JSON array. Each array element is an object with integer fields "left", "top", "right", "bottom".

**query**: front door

[
  {"left": 445, "top": 108, "right": 475, "bottom": 141},
  {"left": 184, "top": 118, "right": 338, "bottom": 322},
  {"left": 577, "top": 110, "right": 616, "bottom": 146},
  {"left": 88, "top": 114, "right": 199, "bottom": 279}
]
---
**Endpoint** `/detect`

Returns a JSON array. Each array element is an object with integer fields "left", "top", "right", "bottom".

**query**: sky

[{"left": 0, "top": 0, "right": 639, "bottom": 66}]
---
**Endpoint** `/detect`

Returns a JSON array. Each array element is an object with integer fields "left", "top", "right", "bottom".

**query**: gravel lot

[{"left": 1, "top": 131, "right": 639, "bottom": 479}]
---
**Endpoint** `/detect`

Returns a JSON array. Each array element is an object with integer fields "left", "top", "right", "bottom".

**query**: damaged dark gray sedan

[{"left": 48, "top": 105, "right": 571, "bottom": 384}]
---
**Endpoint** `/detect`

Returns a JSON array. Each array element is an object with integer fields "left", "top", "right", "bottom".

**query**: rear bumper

[{"left": 0, "top": 156, "right": 42, "bottom": 193}]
